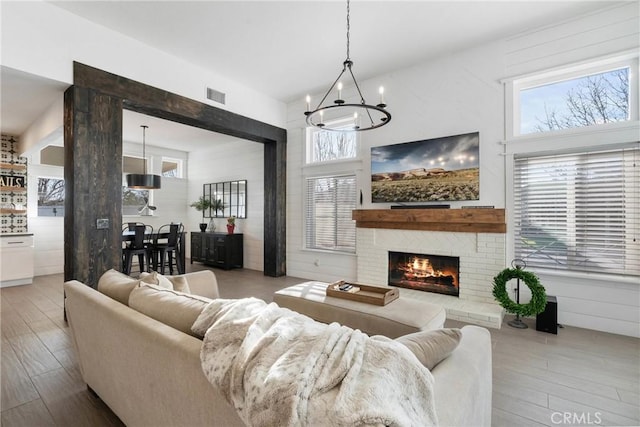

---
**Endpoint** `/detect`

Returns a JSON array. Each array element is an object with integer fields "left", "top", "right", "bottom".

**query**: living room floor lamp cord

[
  {"left": 492, "top": 259, "right": 547, "bottom": 329},
  {"left": 303, "top": 0, "right": 391, "bottom": 131}
]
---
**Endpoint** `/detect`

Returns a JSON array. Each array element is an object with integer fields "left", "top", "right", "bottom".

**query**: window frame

[
  {"left": 122, "top": 186, "right": 153, "bottom": 217},
  {"left": 505, "top": 54, "right": 640, "bottom": 282},
  {"left": 36, "top": 176, "right": 65, "bottom": 217},
  {"left": 506, "top": 54, "right": 639, "bottom": 140},
  {"left": 161, "top": 156, "right": 183, "bottom": 178},
  {"left": 303, "top": 173, "right": 357, "bottom": 254},
  {"left": 512, "top": 145, "right": 639, "bottom": 277},
  {"left": 305, "top": 116, "right": 360, "bottom": 165}
]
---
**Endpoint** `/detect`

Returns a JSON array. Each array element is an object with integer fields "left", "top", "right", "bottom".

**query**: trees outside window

[
  {"left": 306, "top": 117, "right": 358, "bottom": 164},
  {"left": 518, "top": 64, "right": 633, "bottom": 135},
  {"left": 37, "top": 178, "right": 64, "bottom": 216},
  {"left": 122, "top": 187, "right": 150, "bottom": 216}
]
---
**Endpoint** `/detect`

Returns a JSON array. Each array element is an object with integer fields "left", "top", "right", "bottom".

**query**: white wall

[
  {"left": 25, "top": 141, "right": 191, "bottom": 275},
  {"left": 187, "top": 138, "right": 264, "bottom": 271},
  {"left": 1, "top": 1, "right": 286, "bottom": 131},
  {"left": 286, "top": 2, "right": 640, "bottom": 337},
  {"left": 286, "top": 40, "right": 506, "bottom": 283}
]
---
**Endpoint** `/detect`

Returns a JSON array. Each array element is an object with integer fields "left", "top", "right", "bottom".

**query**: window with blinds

[
  {"left": 514, "top": 145, "right": 639, "bottom": 276},
  {"left": 305, "top": 176, "right": 356, "bottom": 253}
]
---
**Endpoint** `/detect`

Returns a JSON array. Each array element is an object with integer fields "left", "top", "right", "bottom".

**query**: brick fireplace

[{"left": 353, "top": 209, "right": 506, "bottom": 328}]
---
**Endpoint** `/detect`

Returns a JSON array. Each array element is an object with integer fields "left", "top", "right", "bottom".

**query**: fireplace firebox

[{"left": 388, "top": 251, "right": 460, "bottom": 297}]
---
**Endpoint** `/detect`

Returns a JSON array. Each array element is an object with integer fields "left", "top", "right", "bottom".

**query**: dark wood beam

[
  {"left": 64, "top": 86, "right": 124, "bottom": 286},
  {"left": 73, "top": 62, "right": 285, "bottom": 144},
  {"left": 65, "top": 62, "right": 287, "bottom": 284}
]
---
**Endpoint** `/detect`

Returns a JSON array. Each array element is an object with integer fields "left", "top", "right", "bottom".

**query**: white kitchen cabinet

[{"left": 1, "top": 233, "right": 34, "bottom": 287}]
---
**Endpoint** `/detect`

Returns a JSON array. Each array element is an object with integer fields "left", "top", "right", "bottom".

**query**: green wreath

[{"left": 492, "top": 268, "right": 547, "bottom": 317}]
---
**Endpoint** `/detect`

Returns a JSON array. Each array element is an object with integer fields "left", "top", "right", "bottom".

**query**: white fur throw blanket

[{"left": 192, "top": 298, "right": 438, "bottom": 427}]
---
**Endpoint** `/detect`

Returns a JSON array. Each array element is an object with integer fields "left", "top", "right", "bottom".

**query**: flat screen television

[{"left": 371, "top": 132, "right": 479, "bottom": 203}]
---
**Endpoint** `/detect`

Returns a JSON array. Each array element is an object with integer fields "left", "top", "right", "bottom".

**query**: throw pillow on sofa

[
  {"left": 97, "top": 269, "right": 141, "bottom": 306},
  {"left": 139, "top": 271, "right": 174, "bottom": 290},
  {"left": 128, "top": 283, "right": 212, "bottom": 338},
  {"left": 165, "top": 275, "right": 191, "bottom": 294},
  {"left": 139, "top": 271, "right": 192, "bottom": 294},
  {"left": 395, "top": 328, "right": 462, "bottom": 370}
]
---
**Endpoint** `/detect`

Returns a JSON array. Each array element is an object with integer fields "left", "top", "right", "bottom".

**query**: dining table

[{"left": 122, "top": 229, "right": 186, "bottom": 275}]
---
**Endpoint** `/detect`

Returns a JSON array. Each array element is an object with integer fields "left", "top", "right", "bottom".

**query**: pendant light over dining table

[
  {"left": 304, "top": 0, "right": 391, "bottom": 131},
  {"left": 126, "top": 125, "right": 161, "bottom": 189}
]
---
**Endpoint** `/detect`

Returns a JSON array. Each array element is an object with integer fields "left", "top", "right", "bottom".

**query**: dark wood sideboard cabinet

[{"left": 190, "top": 232, "right": 243, "bottom": 270}]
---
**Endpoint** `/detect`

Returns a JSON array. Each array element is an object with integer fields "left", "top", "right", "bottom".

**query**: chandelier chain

[{"left": 345, "top": 0, "right": 350, "bottom": 60}]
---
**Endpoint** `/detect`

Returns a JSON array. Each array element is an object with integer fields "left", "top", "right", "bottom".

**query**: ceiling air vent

[{"left": 206, "top": 87, "right": 226, "bottom": 105}]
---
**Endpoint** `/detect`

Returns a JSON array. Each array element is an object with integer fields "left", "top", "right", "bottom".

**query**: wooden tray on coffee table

[{"left": 326, "top": 280, "right": 399, "bottom": 306}]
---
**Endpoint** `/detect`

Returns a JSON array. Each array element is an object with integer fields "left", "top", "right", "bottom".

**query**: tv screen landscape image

[{"left": 371, "top": 132, "right": 480, "bottom": 203}]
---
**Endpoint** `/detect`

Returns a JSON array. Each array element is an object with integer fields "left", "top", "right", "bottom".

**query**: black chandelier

[
  {"left": 304, "top": 0, "right": 391, "bottom": 132},
  {"left": 126, "top": 125, "right": 161, "bottom": 190}
]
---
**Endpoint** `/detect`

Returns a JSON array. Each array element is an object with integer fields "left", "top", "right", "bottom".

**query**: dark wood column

[
  {"left": 263, "top": 138, "right": 286, "bottom": 276},
  {"left": 64, "top": 85, "right": 123, "bottom": 287},
  {"left": 65, "top": 62, "right": 286, "bottom": 282}
]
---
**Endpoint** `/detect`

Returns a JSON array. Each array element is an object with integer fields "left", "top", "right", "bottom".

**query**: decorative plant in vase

[
  {"left": 227, "top": 215, "right": 236, "bottom": 234},
  {"left": 190, "top": 196, "right": 212, "bottom": 232}
]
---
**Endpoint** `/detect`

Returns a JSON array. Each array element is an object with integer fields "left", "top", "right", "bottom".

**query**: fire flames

[{"left": 394, "top": 256, "right": 458, "bottom": 287}]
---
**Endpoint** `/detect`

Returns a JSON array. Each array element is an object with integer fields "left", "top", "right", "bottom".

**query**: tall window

[
  {"left": 304, "top": 116, "right": 359, "bottom": 253},
  {"left": 514, "top": 146, "right": 639, "bottom": 276},
  {"left": 305, "top": 176, "right": 356, "bottom": 253}
]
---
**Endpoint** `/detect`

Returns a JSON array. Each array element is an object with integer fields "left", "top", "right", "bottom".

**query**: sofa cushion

[
  {"left": 97, "top": 269, "right": 141, "bottom": 306},
  {"left": 128, "top": 283, "right": 212, "bottom": 338},
  {"left": 396, "top": 328, "right": 462, "bottom": 370}
]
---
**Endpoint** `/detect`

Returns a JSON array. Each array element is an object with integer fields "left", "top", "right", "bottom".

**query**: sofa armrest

[
  {"left": 169, "top": 270, "right": 220, "bottom": 299},
  {"left": 64, "top": 280, "right": 243, "bottom": 426},
  {"left": 431, "top": 325, "right": 492, "bottom": 427}
]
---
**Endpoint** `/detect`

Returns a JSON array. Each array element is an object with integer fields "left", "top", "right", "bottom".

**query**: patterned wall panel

[{"left": 1, "top": 134, "right": 28, "bottom": 233}]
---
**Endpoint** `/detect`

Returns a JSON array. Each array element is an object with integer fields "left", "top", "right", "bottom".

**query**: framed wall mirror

[{"left": 203, "top": 180, "right": 247, "bottom": 218}]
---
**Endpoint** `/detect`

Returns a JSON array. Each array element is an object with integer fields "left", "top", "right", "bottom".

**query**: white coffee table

[{"left": 274, "top": 281, "right": 446, "bottom": 338}]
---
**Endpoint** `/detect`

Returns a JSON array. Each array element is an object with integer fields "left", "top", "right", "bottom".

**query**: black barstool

[
  {"left": 122, "top": 225, "right": 153, "bottom": 275},
  {"left": 151, "top": 223, "right": 184, "bottom": 274}
]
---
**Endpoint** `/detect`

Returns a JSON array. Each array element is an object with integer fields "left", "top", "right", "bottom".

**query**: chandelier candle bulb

[
  {"left": 305, "top": 95, "right": 311, "bottom": 112},
  {"left": 337, "top": 82, "right": 343, "bottom": 103},
  {"left": 379, "top": 86, "right": 385, "bottom": 105}
]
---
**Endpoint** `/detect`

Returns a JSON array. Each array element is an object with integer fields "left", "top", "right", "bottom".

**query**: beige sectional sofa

[{"left": 64, "top": 269, "right": 492, "bottom": 426}]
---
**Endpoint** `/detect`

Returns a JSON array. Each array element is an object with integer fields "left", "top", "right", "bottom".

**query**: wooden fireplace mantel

[{"left": 352, "top": 208, "right": 506, "bottom": 233}]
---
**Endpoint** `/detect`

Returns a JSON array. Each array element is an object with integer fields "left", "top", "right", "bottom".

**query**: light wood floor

[{"left": 1, "top": 266, "right": 638, "bottom": 426}]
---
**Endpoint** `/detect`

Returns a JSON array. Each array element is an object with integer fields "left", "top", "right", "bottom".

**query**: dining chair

[
  {"left": 151, "top": 223, "right": 184, "bottom": 275},
  {"left": 122, "top": 225, "right": 153, "bottom": 276}
]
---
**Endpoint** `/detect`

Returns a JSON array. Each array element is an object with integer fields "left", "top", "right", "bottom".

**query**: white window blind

[
  {"left": 514, "top": 145, "right": 639, "bottom": 276},
  {"left": 306, "top": 176, "right": 356, "bottom": 253}
]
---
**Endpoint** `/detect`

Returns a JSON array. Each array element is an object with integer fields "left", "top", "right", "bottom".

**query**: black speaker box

[{"left": 536, "top": 295, "right": 558, "bottom": 334}]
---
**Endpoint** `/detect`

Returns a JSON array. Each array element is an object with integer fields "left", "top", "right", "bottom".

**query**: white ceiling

[{"left": 1, "top": 0, "right": 619, "bottom": 149}]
